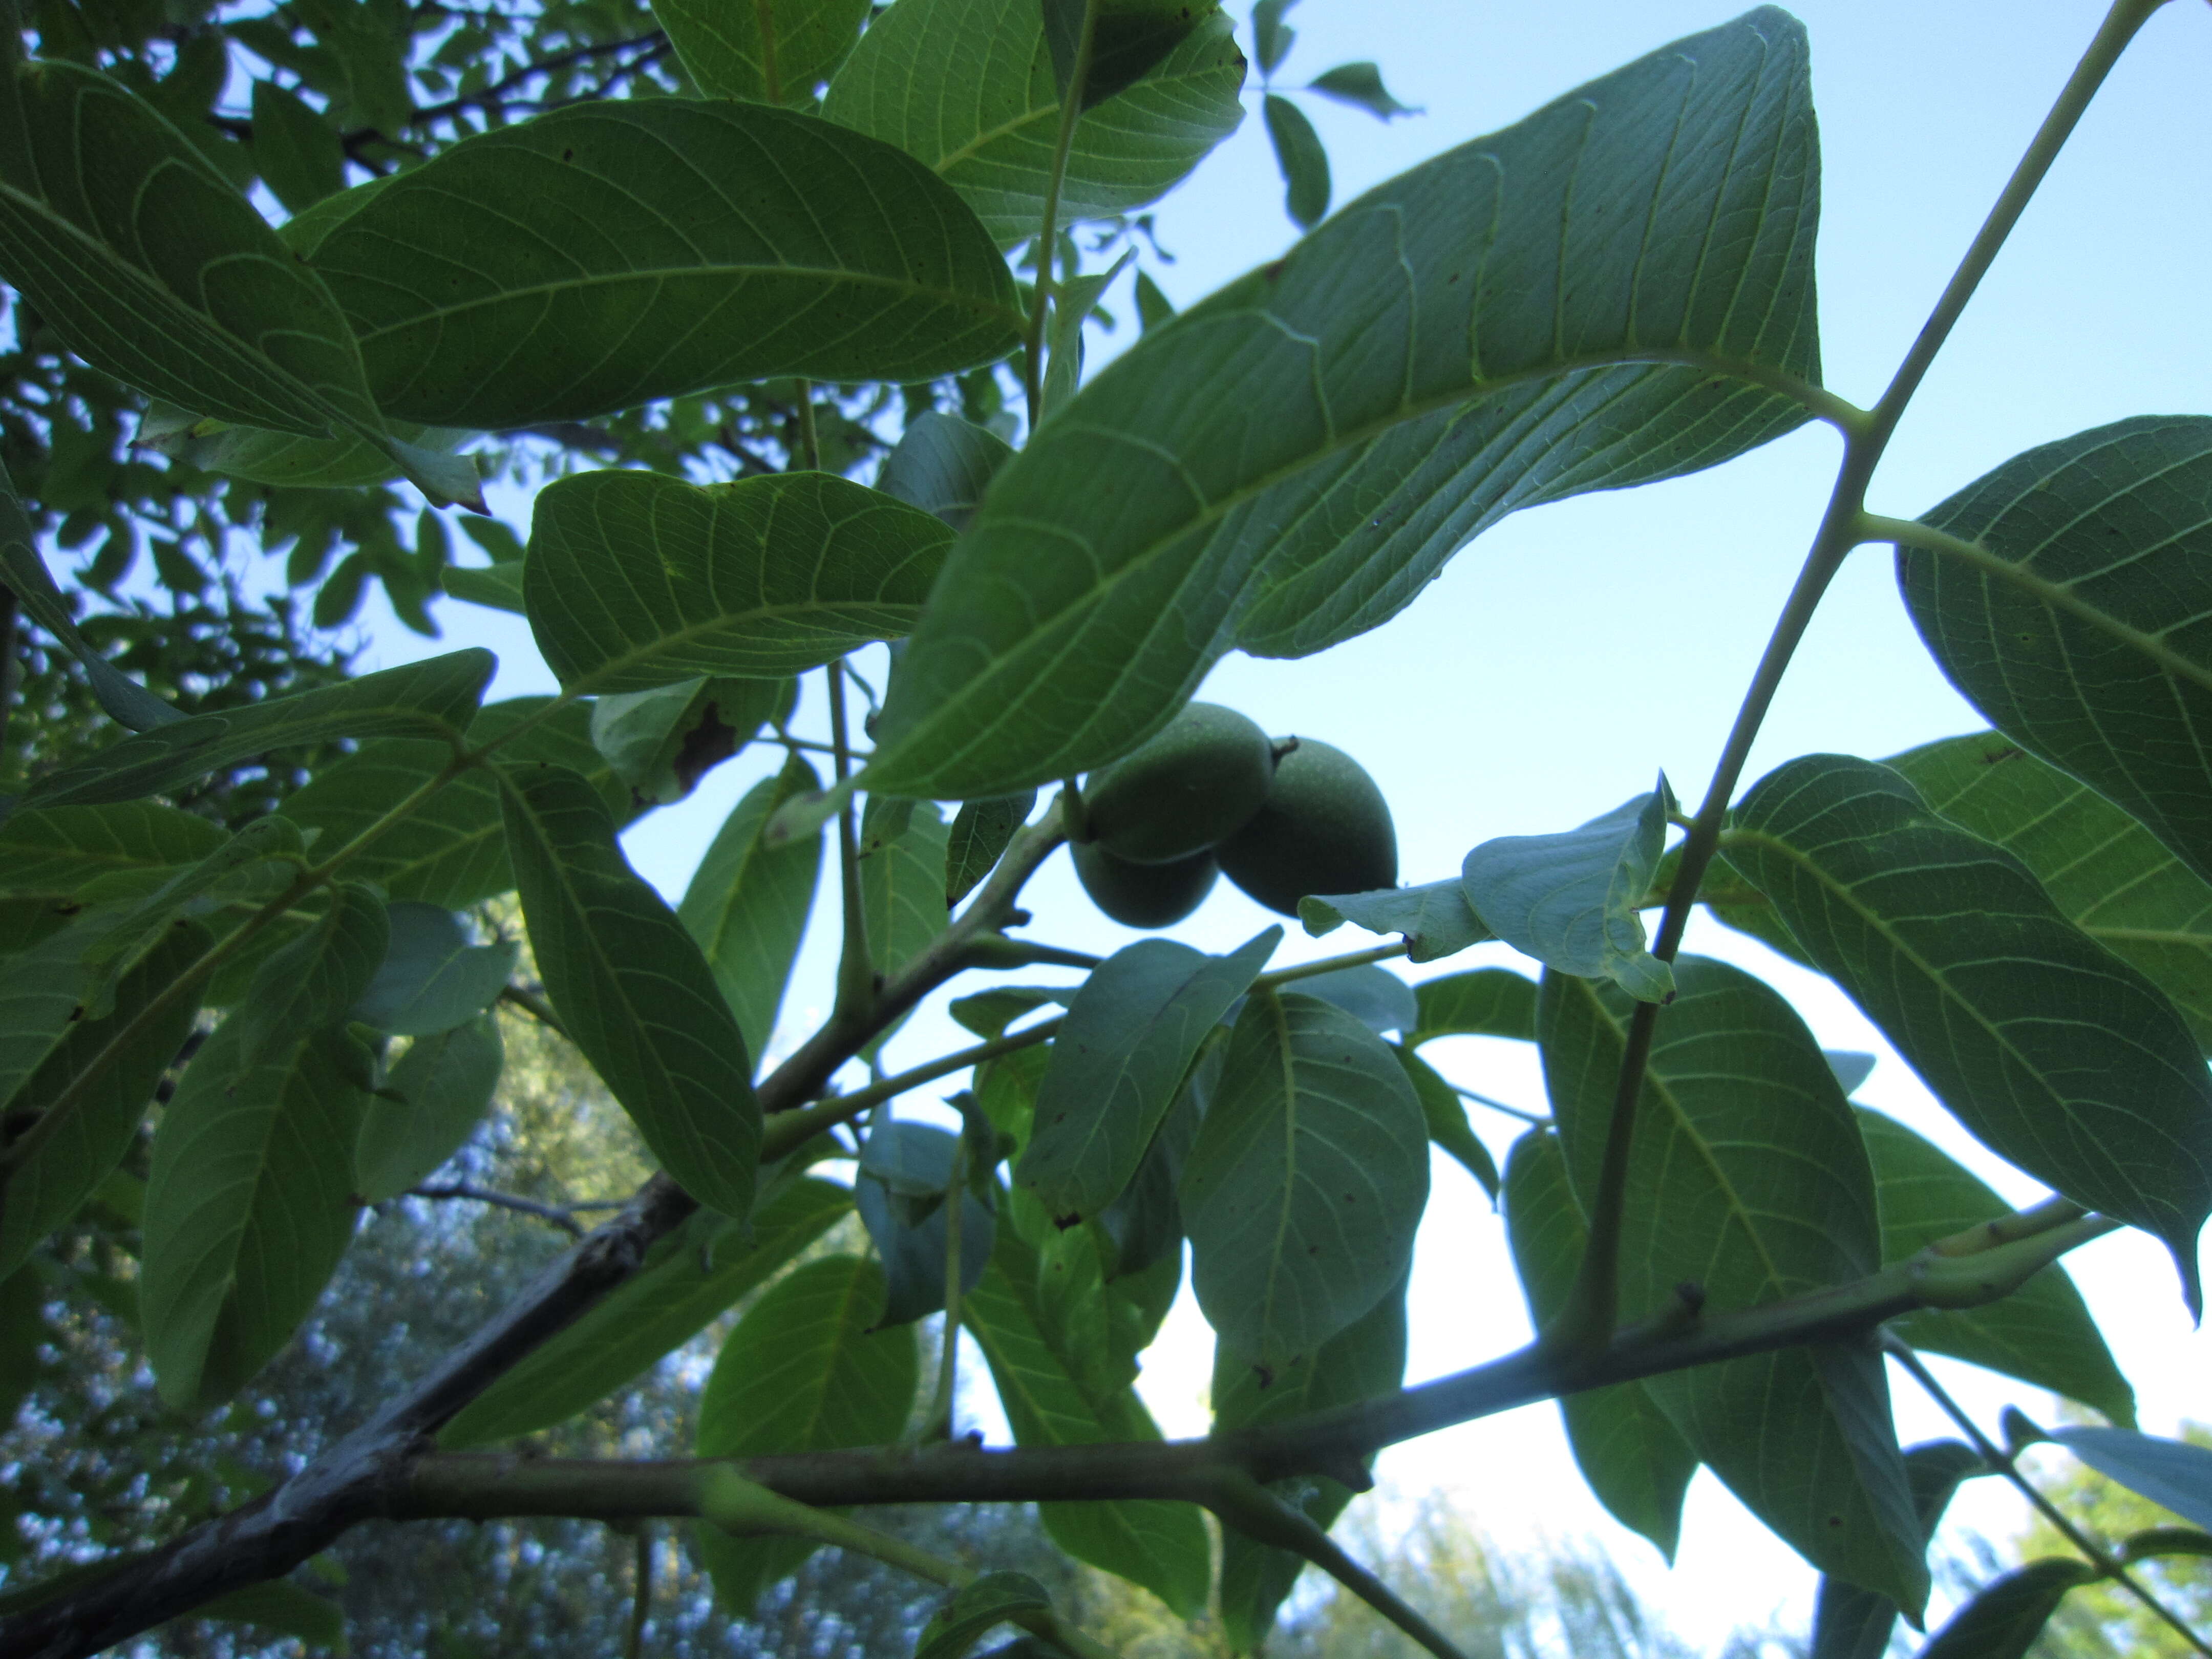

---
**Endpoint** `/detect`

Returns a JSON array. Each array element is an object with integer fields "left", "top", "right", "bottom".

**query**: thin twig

[
  {"left": 624, "top": 1525, "right": 651, "bottom": 1659},
  {"left": 498, "top": 982, "right": 569, "bottom": 1039},
  {"left": 1447, "top": 1083, "right": 1547, "bottom": 1126},
  {"left": 409, "top": 1184, "right": 586, "bottom": 1238},
  {"left": 1885, "top": 1338, "right": 2212, "bottom": 1659}
]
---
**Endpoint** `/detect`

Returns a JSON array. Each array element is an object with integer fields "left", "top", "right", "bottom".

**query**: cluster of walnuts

[{"left": 1070, "top": 703, "right": 1397, "bottom": 926}]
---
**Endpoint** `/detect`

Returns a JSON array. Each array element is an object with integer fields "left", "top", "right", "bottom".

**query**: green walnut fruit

[
  {"left": 1217, "top": 738, "right": 1397, "bottom": 916},
  {"left": 1073, "top": 840, "right": 1219, "bottom": 929},
  {"left": 1081, "top": 703, "right": 1274, "bottom": 865}
]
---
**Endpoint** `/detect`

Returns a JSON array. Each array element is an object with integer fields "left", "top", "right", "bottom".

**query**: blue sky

[{"left": 351, "top": 2, "right": 2212, "bottom": 1642}]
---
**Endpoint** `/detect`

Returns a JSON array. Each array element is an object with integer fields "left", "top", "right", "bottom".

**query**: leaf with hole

[
  {"left": 1017, "top": 928, "right": 1277, "bottom": 1223},
  {"left": 499, "top": 765, "right": 760, "bottom": 1221},
  {"left": 1541, "top": 958, "right": 1925, "bottom": 1610},
  {"left": 855, "top": 1121, "right": 994, "bottom": 1325},
  {"left": 863, "top": 10, "right": 1820, "bottom": 796},
  {"left": 527, "top": 470, "right": 952, "bottom": 697},
  {"left": 142, "top": 1021, "right": 373, "bottom": 1409},
  {"left": 0, "top": 803, "right": 226, "bottom": 899},
  {"left": 1723, "top": 752, "right": 2212, "bottom": 1309},
  {"left": 1180, "top": 989, "right": 1428, "bottom": 1370},
  {"left": 305, "top": 100, "right": 1021, "bottom": 428},
  {"left": 822, "top": 0, "right": 1246, "bottom": 247},
  {"left": 1898, "top": 416, "right": 2212, "bottom": 886},
  {"left": 1502, "top": 1127, "right": 1694, "bottom": 1559},
  {"left": 590, "top": 676, "right": 791, "bottom": 809}
]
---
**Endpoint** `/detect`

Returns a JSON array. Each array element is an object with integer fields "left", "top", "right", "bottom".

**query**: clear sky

[{"left": 350, "top": 2, "right": 2212, "bottom": 1645}]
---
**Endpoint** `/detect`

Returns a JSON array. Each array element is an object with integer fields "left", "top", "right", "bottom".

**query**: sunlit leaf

[{"left": 864, "top": 10, "right": 1819, "bottom": 795}]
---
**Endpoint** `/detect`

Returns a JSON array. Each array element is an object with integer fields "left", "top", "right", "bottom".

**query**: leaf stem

[
  {"left": 826, "top": 661, "right": 874, "bottom": 1022},
  {"left": 1022, "top": 2, "right": 1097, "bottom": 430},
  {"left": 926, "top": 1141, "right": 967, "bottom": 1442},
  {"left": 624, "top": 1525, "right": 651, "bottom": 1659},
  {"left": 1884, "top": 1337, "right": 2212, "bottom": 1659},
  {"left": 1562, "top": 0, "right": 2165, "bottom": 1359}
]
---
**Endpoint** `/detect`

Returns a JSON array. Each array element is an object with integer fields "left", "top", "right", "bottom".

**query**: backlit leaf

[
  {"left": 527, "top": 470, "right": 953, "bottom": 696},
  {"left": 306, "top": 100, "right": 1022, "bottom": 428},
  {"left": 874, "top": 412, "right": 1014, "bottom": 531},
  {"left": 822, "top": 0, "right": 1246, "bottom": 247},
  {"left": 0, "top": 803, "right": 226, "bottom": 899},
  {"left": 1810, "top": 1441, "right": 1985, "bottom": 1659},
  {"left": 1541, "top": 958, "right": 1925, "bottom": 1610},
  {"left": 232, "top": 882, "right": 387, "bottom": 1065},
  {"left": 1017, "top": 928, "right": 1277, "bottom": 1223},
  {"left": 679, "top": 757, "right": 824, "bottom": 1061},
  {"left": 1723, "top": 753, "right": 2212, "bottom": 1308},
  {"left": 1298, "top": 878, "right": 1492, "bottom": 963},
  {"left": 654, "top": 0, "right": 869, "bottom": 104},
  {"left": 1262, "top": 93, "right": 1328, "bottom": 228},
  {"left": 499, "top": 765, "right": 760, "bottom": 1220},
  {"left": 944, "top": 791, "right": 1036, "bottom": 908},
  {"left": 142, "top": 1021, "right": 372, "bottom": 1409},
  {"left": 352, "top": 1016, "right": 505, "bottom": 1202},
  {"left": 1392, "top": 1045, "right": 1499, "bottom": 1200},
  {"left": 1181, "top": 989, "right": 1428, "bottom": 1371},
  {"left": 1501, "top": 1128, "right": 1693, "bottom": 1559},
  {"left": 863, "top": 10, "right": 1819, "bottom": 795},
  {"left": 348, "top": 904, "right": 516, "bottom": 1036},
  {"left": 1898, "top": 416, "right": 2212, "bottom": 885}
]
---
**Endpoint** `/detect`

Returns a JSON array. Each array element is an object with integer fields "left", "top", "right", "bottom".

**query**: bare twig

[{"left": 406, "top": 1183, "right": 586, "bottom": 1238}]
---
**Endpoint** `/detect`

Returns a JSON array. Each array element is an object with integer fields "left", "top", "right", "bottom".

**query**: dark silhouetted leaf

[{"left": 352, "top": 1016, "right": 504, "bottom": 1202}]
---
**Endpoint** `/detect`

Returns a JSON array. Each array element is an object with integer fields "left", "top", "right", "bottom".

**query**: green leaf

[
  {"left": 653, "top": 0, "right": 869, "bottom": 104},
  {"left": 526, "top": 470, "right": 954, "bottom": 696},
  {"left": 1461, "top": 781, "right": 1675, "bottom": 1003},
  {"left": 1043, "top": 0, "right": 1218, "bottom": 111},
  {"left": 1810, "top": 1441, "right": 1985, "bottom": 1659},
  {"left": 963, "top": 1223, "right": 1209, "bottom": 1616},
  {"left": 1307, "top": 62, "right": 1417, "bottom": 120},
  {"left": 1410, "top": 967, "right": 1536, "bottom": 1046},
  {"left": 290, "top": 0, "right": 412, "bottom": 135},
  {"left": 1251, "top": 0, "right": 1297, "bottom": 76},
  {"left": 17, "top": 650, "right": 493, "bottom": 813},
  {"left": 1093, "top": 1041, "right": 1208, "bottom": 1279},
  {"left": 0, "top": 1267, "right": 41, "bottom": 1428},
  {"left": 1262, "top": 93, "right": 1328, "bottom": 228},
  {"left": 0, "top": 803, "right": 226, "bottom": 898},
  {"left": 949, "top": 984, "right": 1074, "bottom": 1039},
  {"left": 1297, "top": 878, "right": 1493, "bottom": 963},
  {"left": 944, "top": 792, "right": 1036, "bottom": 908},
  {"left": 861, "top": 799, "right": 951, "bottom": 985},
  {"left": 352, "top": 1015, "right": 503, "bottom": 1202},
  {"left": 1917, "top": 1559, "right": 2097, "bottom": 1659},
  {"left": 283, "top": 697, "right": 632, "bottom": 912},
  {"left": 0, "top": 61, "right": 477, "bottom": 506},
  {"left": 862, "top": 10, "right": 1819, "bottom": 796},
  {"left": 1040, "top": 252, "right": 1131, "bottom": 418},
  {"left": 1886, "top": 732, "right": 2212, "bottom": 1053},
  {"left": 875, "top": 412, "right": 1015, "bottom": 531},
  {"left": 854, "top": 1120, "right": 994, "bottom": 1325},
  {"left": 821, "top": 0, "right": 1246, "bottom": 247},
  {"left": 590, "top": 676, "right": 791, "bottom": 809},
  {"left": 914, "top": 1570, "right": 1053, "bottom": 1659},
  {"left": 1016, "top": 927, "right": 1278, "bottom": 1223},
  {"left": 1134, "top": 267, "right": 1174, "bottom": 332},
  {"left": 694, "top": 1254, "right": 919, "bottom": 1610},
  {"left": 1281, "top": 964, "right": 1415, "bottom": 1036},
  {"left": 441, "top": 562, "right": 525, "bottom": 614},
  {"left": 142, "top": 1021, "right": 373, "bottom": 1409},
  {"left": 499, "top": 764, "right": 761, "bottom": 1221},
  {"left": 305, "top": 100, "right": 1022, "bottom": 428},
  {"left": 348, "top": 904, "right": 516, "bottom": 1036},
  {"left": 137, "top": 402, "right": 476, "bottom": 492},
  {"left": 1392, "top": 1045, "right": 1499, "bottom": 1200},
  {"left": 1858, "top": 1107, "right": 2133, "bottom": 1427},
  {"left": 1181, "top": 988, "right": 1428, "bottom": 1371},
  {"left": 679, "top": 757, "right": 824, "bottom": 1061},
  {"left": 0, "top": 919, "right": 210, "bottom": 1280},
  {"left": 1500, "top": 1127, "right": 1694, "bottom": 1560},
  {"left": 440, "top": 1177, "right": 850, "bottom": 1447},
  {"left": 192, "top": 1579, "right": 347, "bottom": 1651},
  {"left": 1898, "top": 416, "right": 2212, "bottom": 886},
  {"left": 0, "top": 464, "right": 178, "bottom": 732},
  {"left": 0, "top": 909, "right": 134, "bottom": 1110},
  {"left": 75, "top": 814, "right": 303, "bottom": 1008},
  {"left": 2119, "top": 1526, "right": 2212, "bottom": 1565},
  {"left": 1540, "top": 959, "right": 1926, "bottom": 1611},
  {"left": 1211, "top": 1275, "right": 1408, "bottom": 1651},
  {"left": 1722, "top": 753, "right": 2212, "bottom": 1309},
  {"left": 2050, "top": 1428, "right": 2212, "bottom": 1532},
  {"left": 249, "top": 79, "right": 345, "bottom": 212},
  {"left": 231, "top": 882, "right": 387, "bottom": 1066}
]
